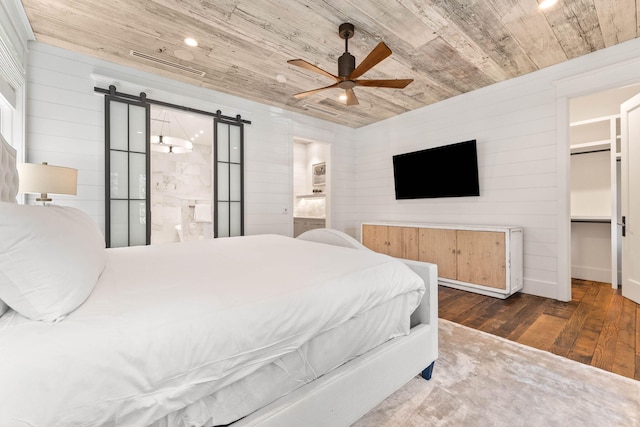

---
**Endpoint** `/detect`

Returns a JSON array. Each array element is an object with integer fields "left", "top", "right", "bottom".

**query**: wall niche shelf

[{"left": 296, "top": 194, "right": 326, "bottom": 199}]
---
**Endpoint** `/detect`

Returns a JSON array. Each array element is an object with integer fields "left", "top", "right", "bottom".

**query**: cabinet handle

[{"left": 456, "top": 249, "right": 461, "bottom": 255}]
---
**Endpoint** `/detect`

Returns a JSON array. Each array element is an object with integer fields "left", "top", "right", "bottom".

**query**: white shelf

[
  {"left": 571, "top": 215, "right": 611, "bottom": 223},
  {"left": 296, "top": 194, "right": 326, "bottom": 199},
  {"left": 570, "top": 114, "right": 619, "bottom": 127},
  {"left": 570, "top": 140, "right": 610, "bottom": 154}
]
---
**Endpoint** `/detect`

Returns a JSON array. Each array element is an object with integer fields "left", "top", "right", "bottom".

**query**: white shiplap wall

[
  {"left": 353, "top": 36, "right": 640, "bottom": 300},
  {"left": 25, "top": 35, "right": 640, "bottom": 300},
  {"left": 25, "top": 41, "right": 356, "bottom": 238}
]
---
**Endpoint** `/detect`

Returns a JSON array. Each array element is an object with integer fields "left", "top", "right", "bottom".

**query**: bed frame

[
  {"left": 233, "top": 228, "right": 438, "bottom": 426},
  {"left": 0, "top": 137, "right": 438, "bottom": 427}
]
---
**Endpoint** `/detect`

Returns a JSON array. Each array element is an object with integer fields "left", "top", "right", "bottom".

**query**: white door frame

[
  {"left": 291, "top": 136, "right": 332, "bottom": 231},
  {"left": 620, "top": 94, "right": 640, "bottom": 303},
  {"left": 555, "top": 56, "right": 640, "bottom": 301}
]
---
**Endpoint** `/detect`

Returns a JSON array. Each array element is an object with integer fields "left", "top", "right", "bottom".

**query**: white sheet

[
  {"left": 152, "top": 293, "right": 414, "bottom": 427},
  {"left": 0, "top": 235, "right": 424, "bottom": 426}
]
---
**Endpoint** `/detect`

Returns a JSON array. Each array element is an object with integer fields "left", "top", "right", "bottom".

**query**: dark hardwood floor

[{"left": 439, "top": 279, "right": 640, "bottom": 381}]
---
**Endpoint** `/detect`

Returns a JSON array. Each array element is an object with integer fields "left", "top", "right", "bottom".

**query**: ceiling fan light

[
  {"left": 339, "top": 94, "right": 347, "bottom": 101},
  {"left": 184, "top": 37, "right": 198, "bottom": 47},
  {"left": 538, "top": 0, "right": 558, "bottom": 9}
]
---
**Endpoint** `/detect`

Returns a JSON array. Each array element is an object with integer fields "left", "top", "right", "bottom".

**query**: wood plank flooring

[{"left": 439, "top": 279, "right": 640, "bottom": 381}]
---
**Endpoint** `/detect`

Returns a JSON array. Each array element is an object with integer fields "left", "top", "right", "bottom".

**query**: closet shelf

[
  {"left": 570, "top": 140, "right": 610, "bottom": 154},
  {"left": 570, "top": 114, "right": 620, "bottom": 127},
  {"left": 571, "top": 216, "right": 611, "bottom": 223}
]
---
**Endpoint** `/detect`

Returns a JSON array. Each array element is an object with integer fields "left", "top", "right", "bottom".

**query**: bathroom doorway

[
  {"left": 150, "top": 106, "right": 214, "bottom": 244},
  {"left": 102, "top": 86, "right": 249, "bottom": 248},
  {"left": 292, "top": 138, "right": 330, "bottom": 237}
]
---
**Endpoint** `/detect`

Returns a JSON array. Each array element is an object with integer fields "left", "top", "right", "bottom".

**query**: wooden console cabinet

[
  {"left": 361, "top": 225, "right": 419, "bottom": 259},
  {"left": 362, "top": 223, "right": 523, "bottom": 298}
]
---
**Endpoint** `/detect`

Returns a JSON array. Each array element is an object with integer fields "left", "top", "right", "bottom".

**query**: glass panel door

[
  {"left": 105, "top": 96, "right": 150, "bottom": 247},
  {"left": 214, "top": 119, "right": 244, "bottom": 237}
]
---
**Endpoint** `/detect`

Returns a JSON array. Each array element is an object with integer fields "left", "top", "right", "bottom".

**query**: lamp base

[{"left": 36, "top": 193, "right": 52, "bottom": 206}]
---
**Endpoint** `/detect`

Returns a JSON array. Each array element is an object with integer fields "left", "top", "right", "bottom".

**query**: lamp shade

[{"left": 17, "top": 162, "right": 78, "bottom": 196}]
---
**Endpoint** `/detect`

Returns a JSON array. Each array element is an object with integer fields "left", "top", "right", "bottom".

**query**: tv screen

[{"left": 393, "top": 140, "right": 480, "bottom": 199}]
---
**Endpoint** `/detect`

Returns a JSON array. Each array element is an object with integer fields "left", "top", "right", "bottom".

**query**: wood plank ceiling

[{"left": 20, "top": 0, "right": 640, "bottom": 128}]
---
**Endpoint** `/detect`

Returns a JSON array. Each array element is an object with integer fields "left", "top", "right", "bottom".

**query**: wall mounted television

[{"left": 392, "top": 140, "right": 480, "bottom": 199}]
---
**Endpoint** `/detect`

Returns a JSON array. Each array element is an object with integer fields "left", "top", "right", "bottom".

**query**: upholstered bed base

[{"left": 231, "top": 257, "right": 438, "bottom": 426}]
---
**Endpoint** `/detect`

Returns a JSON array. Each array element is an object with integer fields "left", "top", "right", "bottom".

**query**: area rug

[{"left": 354, "top": 319, "right": 640, "bottom": 427}]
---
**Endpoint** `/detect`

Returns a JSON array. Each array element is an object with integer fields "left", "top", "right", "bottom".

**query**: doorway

[
  {"left": 569, "top": 84, "right": 640, "bottom": 290},
  {"left": 150, "top": 106, "right": 214, "bottom": 244},
  {"left": 292, "top": 138, "right": 330, "bottom": 237},
  {"left": 103, "top": 88, "right": 247, "bottom": 247}
]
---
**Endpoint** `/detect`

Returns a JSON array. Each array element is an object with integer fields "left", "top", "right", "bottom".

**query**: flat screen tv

[{"left": 392, "top": 140, "right": 480, "bottom": 199}]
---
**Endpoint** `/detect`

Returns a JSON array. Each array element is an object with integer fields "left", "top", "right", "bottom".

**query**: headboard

[{"left": 0, "top": 134, "right": 19, "bottom": 203}]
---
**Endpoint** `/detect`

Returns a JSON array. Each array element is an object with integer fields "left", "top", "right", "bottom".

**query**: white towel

[{"left": 194, "top": 204, "right": 212, "bottom": 223}]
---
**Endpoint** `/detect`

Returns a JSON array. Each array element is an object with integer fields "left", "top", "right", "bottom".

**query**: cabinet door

[
  {"left": 456, "top": 230, "right": 506, "bottom": 289},
  {"left": 305, "top": 219, "right": 324, "bottom": 231},
  {"left": 362, "top": 224, "right": 389, "bottom": 254},
  {"left": 387, "top": 226, "right": 419, "bottom": 260},
  {"left": 419, "top": 228, "right": 457, "bottom": 279}
]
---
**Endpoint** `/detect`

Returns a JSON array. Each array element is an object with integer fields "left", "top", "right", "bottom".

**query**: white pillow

[{"left": 0, "top": 203, "right": 107, "bottom": 322}]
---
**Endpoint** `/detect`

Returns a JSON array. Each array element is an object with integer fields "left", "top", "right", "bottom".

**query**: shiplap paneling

[
  {"left": 25, "top": 41, "right": 356, "bottom": 239},
  {"left": 23, "top": 33, "right": 640, "bottom": 301},
  {"left": 353, "top": 36, "right": 640, "bottom": 300}
]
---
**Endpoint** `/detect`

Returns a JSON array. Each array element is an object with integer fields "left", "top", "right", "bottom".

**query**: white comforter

[{"left": 0, "top": 235, "right": 424, "bottom": 426}]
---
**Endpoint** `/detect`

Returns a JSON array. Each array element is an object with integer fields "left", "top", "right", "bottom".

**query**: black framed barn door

[
  {"left": 214, "top": 118, "right": 244, "bottom": 237},
  {"left": 101, "top": 86, "right": 248, "bottom": 245},
  {"left": 105, "top": 96, "right": 151, "bottom": 248}
]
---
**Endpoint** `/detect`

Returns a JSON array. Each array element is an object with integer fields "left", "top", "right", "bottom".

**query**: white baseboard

[
  {"left": 522, "top": 278, "right": 561, "bottom": 300},
  {"left": 571, "top": 265, "right": 611, "bottom": 284}
]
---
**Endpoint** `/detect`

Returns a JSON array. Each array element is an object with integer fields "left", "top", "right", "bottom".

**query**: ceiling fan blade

[
  {"left": 287, "top": 59, "right": 339, "bottom": 81},
  {"left": 345, "top": 88, "right": 359, "bottom": 106},
  {"left": 355, "top": 79, "right": 414, "bottom": 89},
  {"left": 349, "top": 42, "right": 392, "bottom": 80},
  {"left": 293, "top": 82, "right": 340, "bottom": 99}
]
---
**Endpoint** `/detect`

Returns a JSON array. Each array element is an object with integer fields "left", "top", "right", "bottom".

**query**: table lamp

[{"left": 17, "top": 162, "right": 78, "bottom": 205}]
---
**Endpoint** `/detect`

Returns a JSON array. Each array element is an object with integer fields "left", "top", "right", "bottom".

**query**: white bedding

[
  {"left": 0, "top": 234, "right": 424, "bottom": 426},
  {"left": 152, "top": 293, "right": 413, "bottom": 426}
]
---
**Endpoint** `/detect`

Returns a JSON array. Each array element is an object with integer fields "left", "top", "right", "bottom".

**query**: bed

[{"left": 0, "top": 135, "right": 438, "bottom": 427}]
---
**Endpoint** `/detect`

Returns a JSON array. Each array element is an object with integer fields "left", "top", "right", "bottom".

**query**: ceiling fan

[{"left": 287, "top": 23, "right": 413, "bottom": 106}]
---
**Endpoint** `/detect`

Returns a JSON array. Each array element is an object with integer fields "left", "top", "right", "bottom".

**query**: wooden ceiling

[{"left": 21, "top": 0, "right": 640, "bottom": 128}]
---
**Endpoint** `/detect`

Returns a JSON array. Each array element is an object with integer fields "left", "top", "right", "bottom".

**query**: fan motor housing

[{"left": 338, "top": 52, "right": 355, "bottom": 77}]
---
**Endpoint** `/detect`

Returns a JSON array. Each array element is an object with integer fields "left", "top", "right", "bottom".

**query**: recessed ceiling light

[
  {"left": 184, "top": 37, "right": 198, "bottom": 47},
  {"left": 538, "top": 0, "right": 558, "bottom": 9},
  {"left": 276, "top": 74, "right": 287, "bottom": 83}
]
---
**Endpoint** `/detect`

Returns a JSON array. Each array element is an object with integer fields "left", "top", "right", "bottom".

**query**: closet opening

[{"left": 569, "top": 83, "right": 640, "bottom": 289}]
